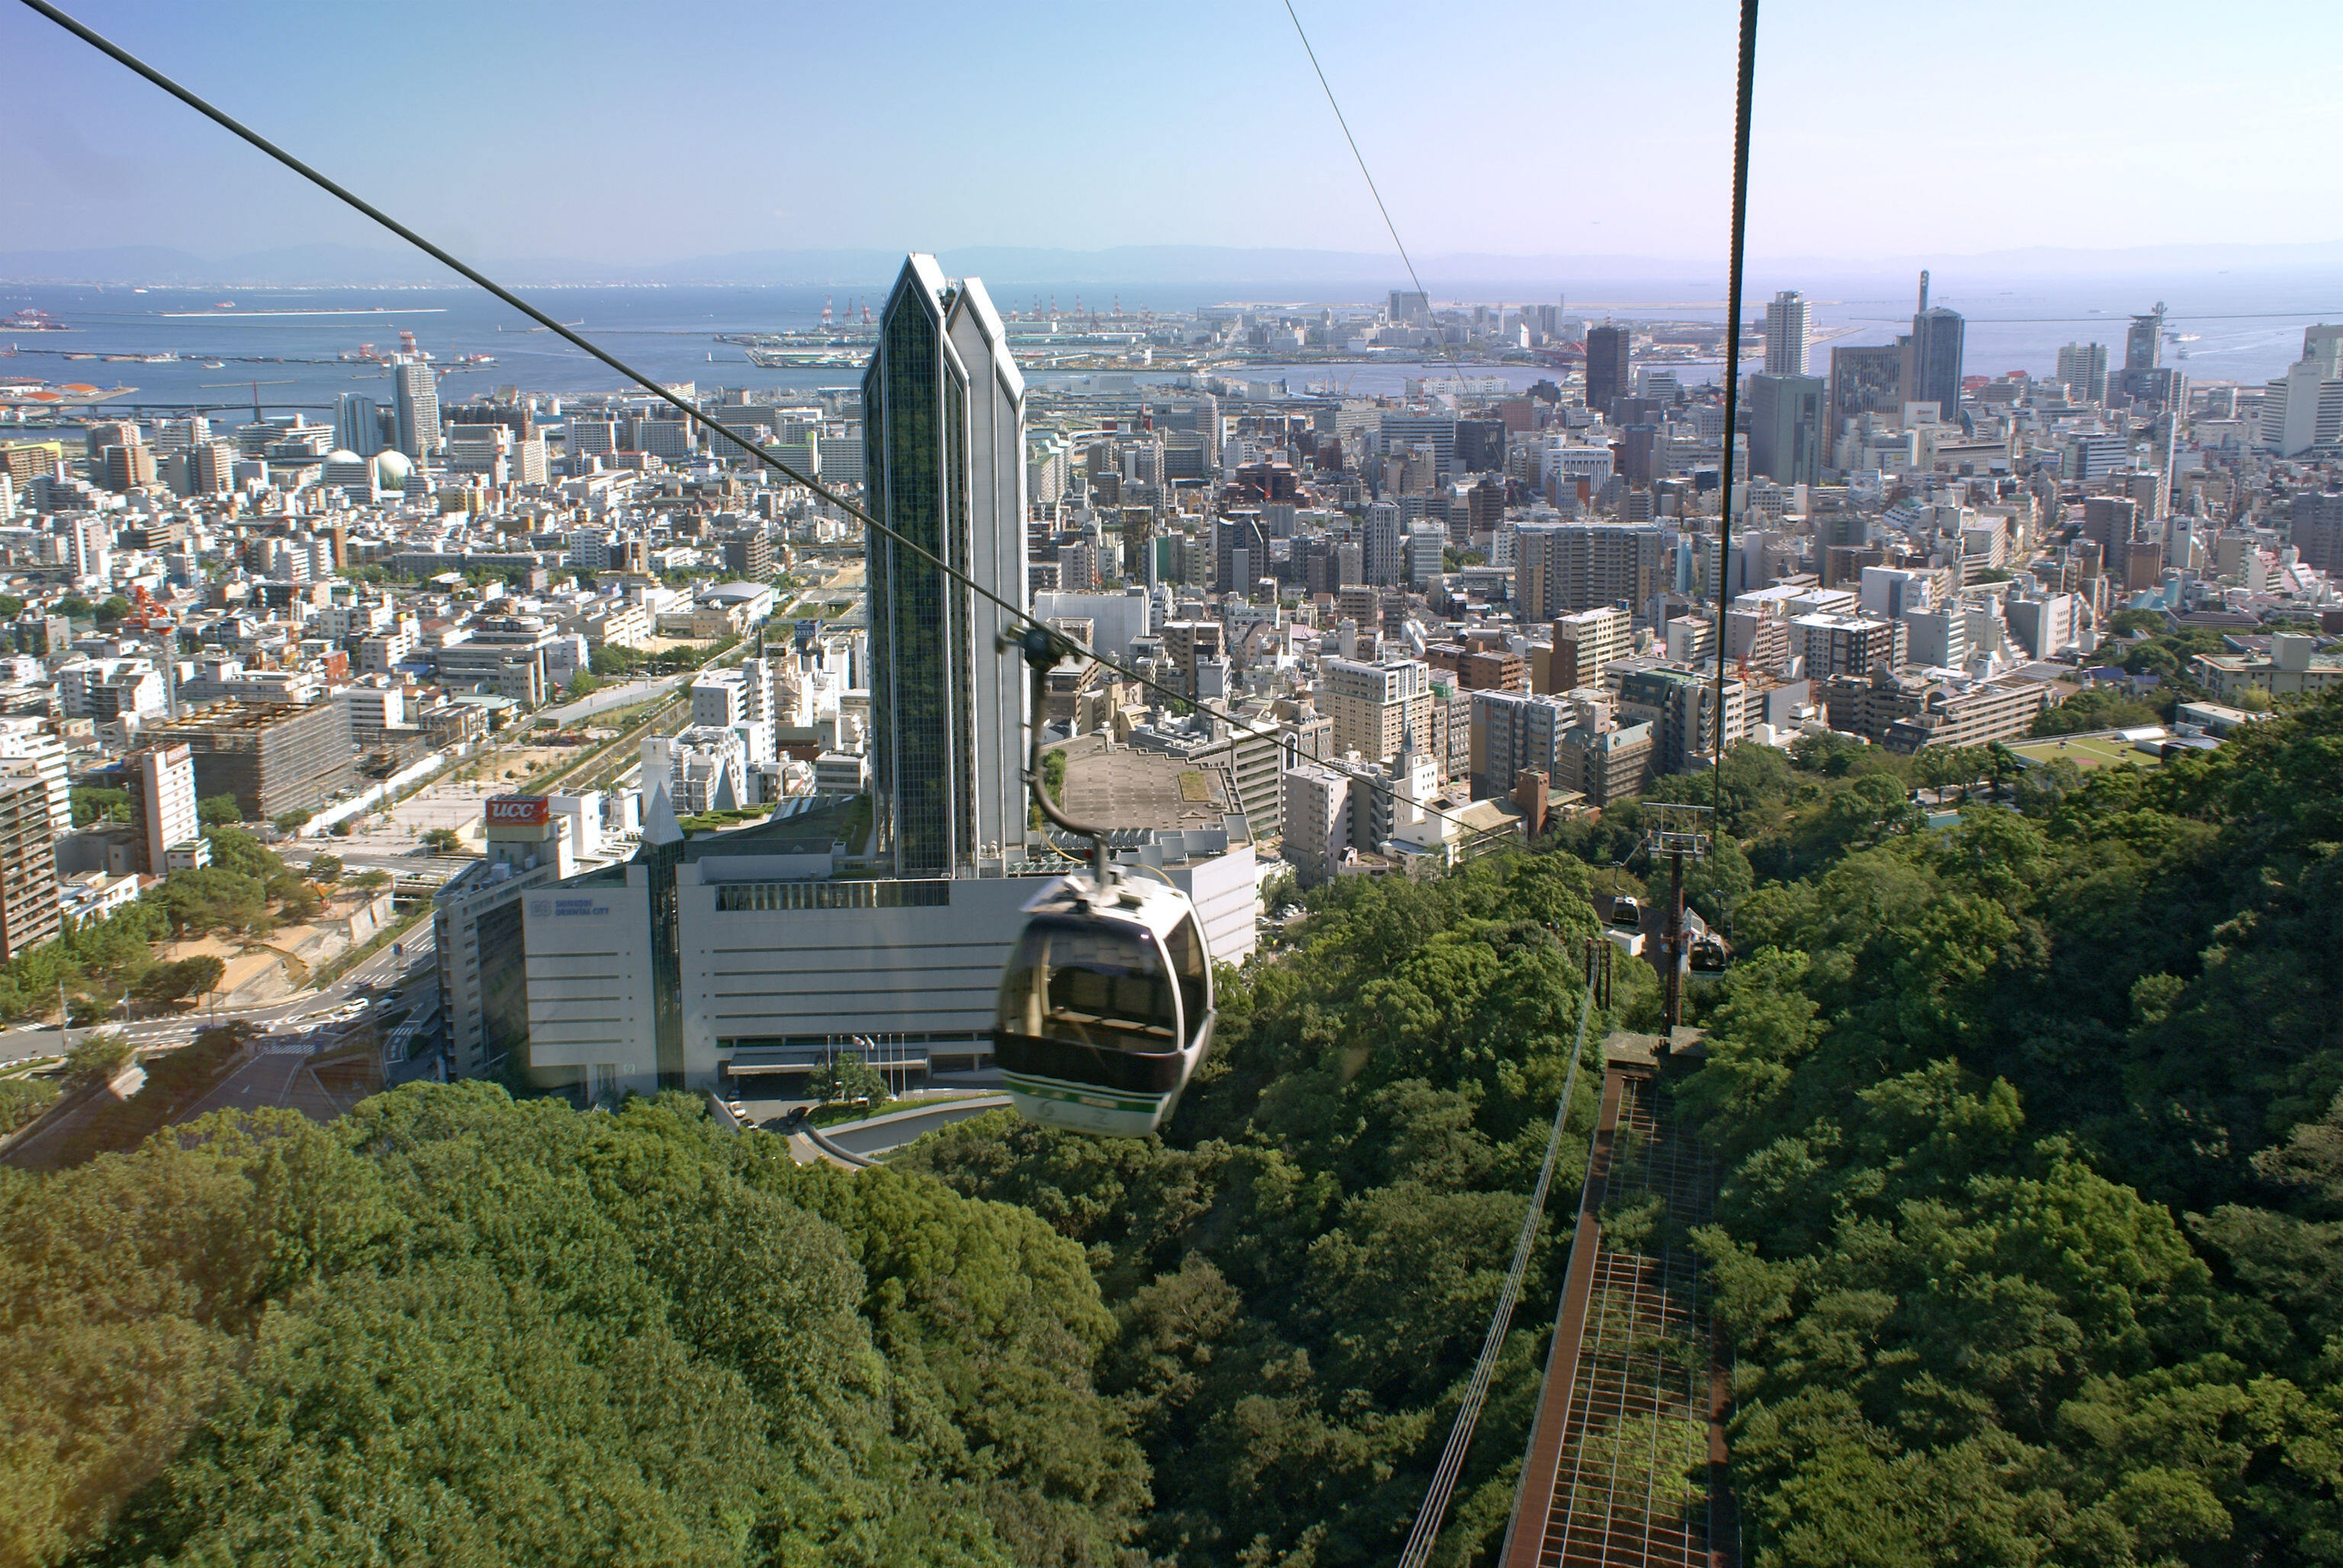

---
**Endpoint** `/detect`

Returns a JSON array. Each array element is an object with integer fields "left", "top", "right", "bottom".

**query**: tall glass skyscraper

[
  {"left": 862, "top": 254, "right": 1029, "bottom": 879},
  {"left": 1585, "top": 323, "right": 1631, "bottom": 416}
]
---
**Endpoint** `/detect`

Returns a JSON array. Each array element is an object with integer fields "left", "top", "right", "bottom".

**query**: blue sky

[{"left": 6, "top": 0, "right": 2340, "bottom": 268}]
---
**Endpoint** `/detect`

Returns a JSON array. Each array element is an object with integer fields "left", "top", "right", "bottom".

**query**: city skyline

[{"left": 5, "top": 0, "right": 2341, "bottom": 272}]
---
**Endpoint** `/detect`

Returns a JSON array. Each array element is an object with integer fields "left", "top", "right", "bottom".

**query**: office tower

[
  {"left": 2303, "top": 323, "right": 2343, "bottom": 379},
  {"left": 1747, "top": 372, "right": 1827, "bottom": 485},
  {"left": 1361, "top": 501, "right": 1404, "bottom": 586},
  {"left": 2055, "top": 342, "right": 2109, "bottom": 404},
  {"left": 1381, "top": 414, "right": 1458, "bottom": 482},
  {"left": 1902, "top": 606, "right": 1969, "bottom": 670},
  {"left": 862, "top": 254, "right": 1027, "bottom": 879},
  {"left": 393, "top": 361, "right": 442, "bottom": 459},
  {"left": 334, "top": 392, "right": 384, "bottom": 458},
  {"left": 1585, "top": 324, "right": 1631, "bottom": 415},
  {"left": 1826, "top": 344, "right": 1902, "bottom": 438},
  {"left": 83, "top": 420, "right": 140, "bottom": 459},
  {"left": 1762, "top": 289, "right": 1809, "bottom": 374},
  {"left": 1455, "top": 417, "right": 1507, "bottom": 474},
  {"left": 2259, "top": 357, "right": 2343, "bottom": 457},
  {"left": 1215, "top": 512, "right": 1268, "bottom": 593},
  {"left": 2126, "top": 303, "right": 2166, "bottom": 372},
  {"left": 127, "top": 743, "right": 199, "bottom": 876},
  {"left": 189, "top": 439, "right": 236, "bottom": 495},
  {"left": 2290, "top": 490, "right": 2343, "bottom": 577},
  {"left": 2080, "top": 496, "right": 2142, "bottom": 551},
  {"left": 1904, "top": 272, "right": 1965, "bottom": 420},
  {"left": 1388, "top": 290, "right": 1429, "bottom": 327},
  {"left": 151, "top": 415, "right": 210, "bottom": 452}
]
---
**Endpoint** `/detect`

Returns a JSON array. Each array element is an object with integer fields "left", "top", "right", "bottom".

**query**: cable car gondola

[
  {"left": 993, "top": 630, "right": 1215, "bottom": 1137},
  {"left": 1609, "top": 895, "right": 1644, "bottom": 931},
  {"left": 1689, "top": 933, "right": 1731, "bottom": 974}
]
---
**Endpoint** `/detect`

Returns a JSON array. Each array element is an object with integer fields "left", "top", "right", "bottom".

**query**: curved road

[{"left": 799, "top": 1095, "right": 1012, "bottom": 1165}]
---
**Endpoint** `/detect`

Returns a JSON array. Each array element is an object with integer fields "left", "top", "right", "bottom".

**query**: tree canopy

[
  {"left": 2, "top": 1088, "right": 1149, "bottom": 1566},
  {"left": 10, "top": 693, "right": 2343, "bottom": 1563},
  {"left": 1660, "top": 696, "right": 2343, "bottom": 1565}
]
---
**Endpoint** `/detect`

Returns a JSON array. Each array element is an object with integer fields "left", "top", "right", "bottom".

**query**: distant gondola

[
  {"left": 1609, "top": 895, "right": 1644, "bottom": 930},
  {"left": 1689, "top": 934, "right": 1731, "bottom": 974}
]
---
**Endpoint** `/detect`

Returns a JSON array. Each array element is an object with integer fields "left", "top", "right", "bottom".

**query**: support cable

[
  {"left": 20, "top": 0, "right": 1505, "bottom": 847},
  {"left": 1711, "top": 0, "right": 1760, "bottom": 797},
  {"left": 1396, "top": 971, "right": 1598, "bottom": 1568},
  {"left": 1280, "top": 0, "right": 1430, "bottom": 313}
]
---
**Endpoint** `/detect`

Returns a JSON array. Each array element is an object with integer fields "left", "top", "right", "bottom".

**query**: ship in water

[
  {"left": 744, "top": 345, "right": 856, "bottom": 368},
  {"left": 2, "top": 309, "right": 69, "bottom": 332}
]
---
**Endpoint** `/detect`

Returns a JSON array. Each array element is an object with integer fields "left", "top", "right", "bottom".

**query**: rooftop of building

[
  {"left": 678, "top": 792, "right": 868, "bottom": 860},
  {"left": 1053, "top": 731, "right": 1247, "bottom": 837},
  {"left": 149, "top": 699, "right": 321, "bottom": 734}
]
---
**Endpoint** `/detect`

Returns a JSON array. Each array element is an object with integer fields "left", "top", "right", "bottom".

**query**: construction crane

[
  {"left": 122, "top": 583, "right": 175, "bottom": 634},
  {"left": 198, "top": 378, "right": 296, "bottom": 420}
]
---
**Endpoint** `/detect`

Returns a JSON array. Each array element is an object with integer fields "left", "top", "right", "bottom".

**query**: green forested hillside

[
  {"left": 911, "top": 698, "right": 2343, "bottom": 1565},
  {"left": 1673, "top": 699, "right": 2343, "bottom": 1566},
  {"left": 1, "top": 1088, "right": 1146, "bottom": 1566},
  {"left": 11, "top": 696, "right": 2343, "bottom": 1566}
]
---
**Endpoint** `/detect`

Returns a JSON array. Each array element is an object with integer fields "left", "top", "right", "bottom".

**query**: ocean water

[{"left": 4, "top": 272, "right": 2339, "bottom": 421}]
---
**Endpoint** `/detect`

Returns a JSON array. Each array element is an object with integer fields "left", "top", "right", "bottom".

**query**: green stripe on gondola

[{"left": 1004, "top": 1074, "right": 1167, "bottom": 1113}]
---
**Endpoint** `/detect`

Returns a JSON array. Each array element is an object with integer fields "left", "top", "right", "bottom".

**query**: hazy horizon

[
  {"left": 8, "top": 238, "right": 2343, "bottom": 297},
  {"left": 8, "top": 0, "right": 2342, "bottom": 279}
]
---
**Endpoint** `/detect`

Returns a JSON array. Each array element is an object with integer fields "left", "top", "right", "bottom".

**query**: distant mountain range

[{"left": 3, "top": 239, "right": 2340, "bottom": 291}]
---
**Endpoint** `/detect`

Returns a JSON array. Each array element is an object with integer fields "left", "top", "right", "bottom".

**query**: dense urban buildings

[{"left": 0, "top": 250, "right": 2324, "bottom": 1103}]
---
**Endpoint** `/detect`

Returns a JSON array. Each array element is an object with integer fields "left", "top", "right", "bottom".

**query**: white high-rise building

[
  {"left": 393, "top": 361, "right": 442, "bottom": 460},
  {"left": 862, "top": 255, "right": 1028, "bottom": 878},
  {"left": 1763, "top": 290, "right": 1809, "bottom": 375},
  {"left": 0, "top": 725, "right": 70, "bottom": 848},
  {"left": 128, "top": 743, "right": 200, "bottom": 877},
  {"left": 2260, "top": 358, "right": 2343, "bottom": 457}
]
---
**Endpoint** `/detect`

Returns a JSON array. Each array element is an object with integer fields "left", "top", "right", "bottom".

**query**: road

[
  {"left": 0, "top": 617, "right": 769, "bottom": 1081},
  {"left": 0, "top": 925, "right": 439, "bottom": 1070},
  {"left": 795, "top": 1095, "right": 1013, "bottom": 1165}
]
